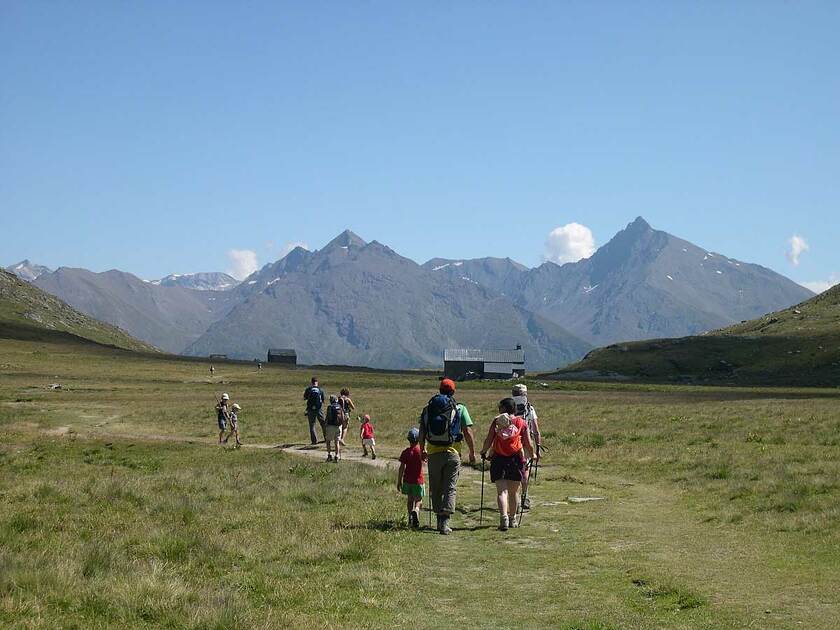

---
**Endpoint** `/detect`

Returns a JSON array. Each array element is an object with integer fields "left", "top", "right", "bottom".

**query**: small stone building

[
  {"left": 267, "top": 348, "right": 297, "bottom": 365},
  {"left": 443, "top": 345, "right": 525, "bottom": 380}
]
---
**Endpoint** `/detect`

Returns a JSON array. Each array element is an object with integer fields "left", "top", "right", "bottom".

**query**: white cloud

[
  {"left": 786, "top": 234, "right": 809, "bottom": 266},
  {"left": 280, "top": 241, "right": 310, "bottom": 257},
  {"left": 801, "top": 273, "right": 839, "bottom": 294},
  {"left": 544, "top": 223, "right": 596, "bottom": 265},
  {"left": 226, "top": 249, "right": 259, "bottom": 280}
]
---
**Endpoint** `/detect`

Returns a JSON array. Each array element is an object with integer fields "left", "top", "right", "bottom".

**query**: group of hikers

[{"left": 302, "top": 375, "right": 543, "bottom": 533}]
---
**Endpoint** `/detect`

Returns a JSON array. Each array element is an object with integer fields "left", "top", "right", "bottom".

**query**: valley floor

[{"left": 1, "top": 337, "right": 839, "bottom": 629}]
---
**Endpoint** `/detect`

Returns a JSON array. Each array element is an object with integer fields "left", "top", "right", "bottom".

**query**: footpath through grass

[{"left": 1, "top": 336, "right": 839, "bottom": 628}]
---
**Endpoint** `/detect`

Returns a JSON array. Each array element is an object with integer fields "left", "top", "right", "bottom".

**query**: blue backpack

[
  {"left": 307, "top": 386, "right": 323, "bottom": 411},
  {"left": 423, "top": 394, "right": 462, "bottom": 446}
]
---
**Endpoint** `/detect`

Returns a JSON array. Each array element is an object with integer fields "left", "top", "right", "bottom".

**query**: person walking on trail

[
  {"left": 338, "top": 388, "right": 355, "bottom": 446},
  {"left": 512, "top": 384, "right": 542, "bottom": 510},
  {"left": 397, "top": 427, "right": 425, "bottom": 528},
  {"left": 418, "top": 378, "right": 476, "bottom": 535},
  {"left": 223, "top": 403, "right": 243, "bottom": 447},
  {"left": 216, "top": 393, "right": 231, "bottom": 444},
  {"left": 303, "top": 377, "right": 326, "bottom": 445},
  {"left": 324, "top": 395, "right": 345, "bottom": 462},
  {"left": 360, "top": 414, "right": 376, "bottom": 459},
  {"left": 481, "top": 397, "right": 535, "bottom": 531}
]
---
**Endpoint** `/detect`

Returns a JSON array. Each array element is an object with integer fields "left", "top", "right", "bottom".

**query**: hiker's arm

[
  {"left": 522, "top": 425, "right": 535, "bottom": 461},
  {"left": 418, "top": 426, "right": 427, "bottom": 460},
  {"left": 531, "top": 416, "right": 542, "bottom": 460},
  {"left": 480, "top": 421, "right": 495, "bottom": 456},
  {"left": 464, "top": 426, "right": 476, "bottom": 464},
  {"left": 397, "top": 462, "right": 405, "bottom": 491}
]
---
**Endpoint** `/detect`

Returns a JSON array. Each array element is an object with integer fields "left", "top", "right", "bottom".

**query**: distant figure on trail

[
  {"left": 418, "top": 378, "right": 476, "bottom": 535},
  {"left": 481, "top": 397, "right": 534, "bottom": 531},
  {"left": 223, "top": 403, "right": 243, "bottom": 447},
  {"left": 338, "top": 387, "right": 355, "bottom": 446},
  {"left": 303, "top": 377, "right": 326, "bottom": 445},
  {"left": 210, "top": 365, "right": 215, "bottom": 376},
  {"left": 397, "top": 427, "right": 425, "bottom": 528},
  {"left": 216, "top": 393, "right": 231, "bottom": 444},
  {"left": 512, "top": 384, "right": 542, "bottom": 510},
  {"left": 324, "top": 395, "right": 344, "bottom": 462},
  {"left": 360, "top": 414, "right": 376, "bottom": 459}
]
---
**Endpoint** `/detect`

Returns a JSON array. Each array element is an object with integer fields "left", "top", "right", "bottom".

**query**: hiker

[
  {"left": 216, "top": 393, "right": 231, "bottom": 444},
  {"left": 418, "top": 378, "right": 476, "bottom": 535},
  {"left": 512, "top": 383, "right": 542, "bottom": 510},
  {"left": 303, "top": 377, "right": 326, "bottom": 445},
  {"left": 223, "top": 403, "right": 243, "bottom": 447},
  {"left": 481, "top": 397, "right": 535, "bottom": 531},
  {"left": 338, "top": 387, "right": 355, "bottom": 446},
  {"left": 360, "top": 414, "right": 376, "bottom": 459},
  {"left": 397, "top": 427, "right": 425, "bottom": 528},
  {"left": 324, "top": 395, "right": 344, "bottom": 461},
  {"left": 210, "top": 365, "right": 215, "bottom": 376}
]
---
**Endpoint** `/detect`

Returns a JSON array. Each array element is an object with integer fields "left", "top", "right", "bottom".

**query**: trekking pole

[
  {"left": 518, "top": 459, "right": 534, "bottom": 528},
  {"left": 479, "top": 455, "right": 486, "bottom": 525}
]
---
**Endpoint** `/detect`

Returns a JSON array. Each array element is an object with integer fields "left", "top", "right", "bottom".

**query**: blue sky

[{"left": 1, "top": 2, "right": 838, "bottom": 290}]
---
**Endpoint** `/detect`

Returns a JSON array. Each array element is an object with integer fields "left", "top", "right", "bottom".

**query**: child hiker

[
  {"left": 360, "top": 414, "right": 376, "bottom": 459},
  {"left": 481, "top": 397, "right": 534, "bottom": 531},
  {"left": 324, "top": 395, "right": 344, "bottom": 462},
  {"left": 223, "top": 403, "right": 243, "bottom": 447},
  {"left": 397, "top": 427, "right": 425, "bottom": 528}
]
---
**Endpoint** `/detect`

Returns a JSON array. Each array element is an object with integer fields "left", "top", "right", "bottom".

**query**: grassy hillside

[
  {"left": 553, "top": 284, "right": 840, "bottom": 386},
  {"left": 1, "top": 333, "right": 839, "bottom": 627},
  {"left": 0, "top": 269, "right": 157, "bottom": 352}
]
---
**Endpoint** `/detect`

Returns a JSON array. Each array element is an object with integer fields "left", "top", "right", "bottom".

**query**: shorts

[
  {"left": 324, "top": 424, "right": 341, "bottom": 442},
  {"left": 362, "top": 438, "right": 376, "bottom": 447},
  {"left": 490, "top": 454, "right": 526, "bottom": 483},
  {"left": 401, "top": 482, "right": 425, "bottom": 497},
  {"left": 217, "top": 417, "right": 227, "bottom": 432}
]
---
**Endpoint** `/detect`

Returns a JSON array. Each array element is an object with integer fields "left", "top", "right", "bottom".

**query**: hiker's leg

[
  {"left": 318, "top": 409, "right": 326, "bottom": 441},
  {"left": 508, "top": 481, "right": 521, "bottom": 518},
  {"left": 427, "top": 453, "right": 444, "bottom": 515},
  {"left": 496, "top": 480, "right": 508, "bottom": 514},
  {"left": 440, "top": 451, "right": 461, "bottom": 516},
  {"left": 521, "top": 461, "right": 530, "bottom": 497},
  {"left": 307, "top": 412, "right": 318, "bottom": 444}
]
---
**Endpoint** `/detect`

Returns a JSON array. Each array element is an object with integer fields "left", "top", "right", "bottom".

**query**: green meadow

[{"left": 1, "top": 334, "right": 839, "bottom": 628}]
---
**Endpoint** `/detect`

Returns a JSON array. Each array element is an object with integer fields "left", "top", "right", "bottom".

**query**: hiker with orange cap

[{"left": 418, "top": 378, "right": 476, "bottom": 535}]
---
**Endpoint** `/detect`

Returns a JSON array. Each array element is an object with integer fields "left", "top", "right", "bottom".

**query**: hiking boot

[
  {"left": 499, "top": 514, "right": 509, "bottom": 531},
  {"left": 522, "top": 496, "right": 531, "bottom": 511},
  {"left": 439, "top": 515, "right": 452, "bottom": 535},
  {"left": 371, "top": 453, "right": 377, "bottom": 460},
  {"left": 326, "top": 454, "right": 333, "bottom": 462},
  {"left": 509, "top": 514, "right": 519, "bottom": 528},
  {"left": 411, "top": 512, "right": 420, "bottom": 529}
]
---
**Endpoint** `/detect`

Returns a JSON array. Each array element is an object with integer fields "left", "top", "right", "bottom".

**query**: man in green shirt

[{"left": 419, "top": 378, "right": 476, "bottom": 535}]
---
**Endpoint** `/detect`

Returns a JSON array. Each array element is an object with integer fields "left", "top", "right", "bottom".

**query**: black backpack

[
  {"left": 307, "top": 386, "right": 323, "bottom": 411},
  {"left": 422, "top": 394, "right": 462, "bottom": 446},
  {"left": 326, "top": 400, "right": 344, "bottom": 426}
]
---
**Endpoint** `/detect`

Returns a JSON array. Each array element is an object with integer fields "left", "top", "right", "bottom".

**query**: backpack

[
  {"left": 326, "top": 400, "right": 344, "bottom": 426},
  {"left": 307, "top": 386, "right": 323, "bottom": 411},
  {"left": 513, "top": 395, "right": 529, "bottom": 418},
  {"left": 422, "top": 394, "right": 462, "bottom": 446}
]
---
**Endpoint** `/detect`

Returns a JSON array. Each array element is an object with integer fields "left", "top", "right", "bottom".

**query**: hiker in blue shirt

[{"left": 303, "top": 377, "right": 326, "bottom": 445}]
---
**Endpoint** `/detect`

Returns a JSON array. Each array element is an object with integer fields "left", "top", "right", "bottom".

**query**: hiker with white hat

[
  {"left": 216, "top": 393, "right": 231, "bottom": 445},
  {"left": 223, "top": 402, "right": 243, "bottom": 447},
  {"left": 512, "top": 383, "right": 542, "bottom": 510}
]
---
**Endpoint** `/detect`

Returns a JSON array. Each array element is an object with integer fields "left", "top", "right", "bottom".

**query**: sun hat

[
  {"left": 495, "top": 413, "right": 512, "bottom": 429},
  {"left": 512, "top": 384, "right": 527, "bottom": 395},
  {"left": 221, "top": 393, "right": 230, "bottom": 400},
  {"left": 439, "top": 378, "right": 456, "bottom": 394},
  {"left": 231, "top": 403, "right": 241, "bottom": 411},
  {"left": 407, "top": 427, "right": 420, "bottom": 442}
]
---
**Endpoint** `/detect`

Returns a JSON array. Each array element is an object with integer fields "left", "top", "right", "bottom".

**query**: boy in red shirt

[
  {"left": 359, "top": 414, "right": 377, "bottom": 459},
  {"left": 397, "top": 427, "right": 425, "bottom": 528}
]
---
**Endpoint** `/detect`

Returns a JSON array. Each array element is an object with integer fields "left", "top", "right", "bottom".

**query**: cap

[
  {"left": 439, "top": 378, "right": 456, "bottom": 394},
  {"left": 231, "top": 403, "right": 241, "bottom": 411},
  {"left": 221, "top": 393, "right": 230, "bottom": 400},
  {"left": 512, "top": 384, "right": 527, "bottom": 395},
  {"left": 407, "top": 427, "right": 420, "bottom": 442}
]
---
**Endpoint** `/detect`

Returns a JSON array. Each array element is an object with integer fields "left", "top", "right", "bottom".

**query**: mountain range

[
  {"left": 7, "top": 217, "right": 814, "bottom": 369},
  {"left": 5, "top": 260, "right": 52, "bottom": 282},
  {"left": 151, "top": 272, "right": 240, "bottom": 291}
]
